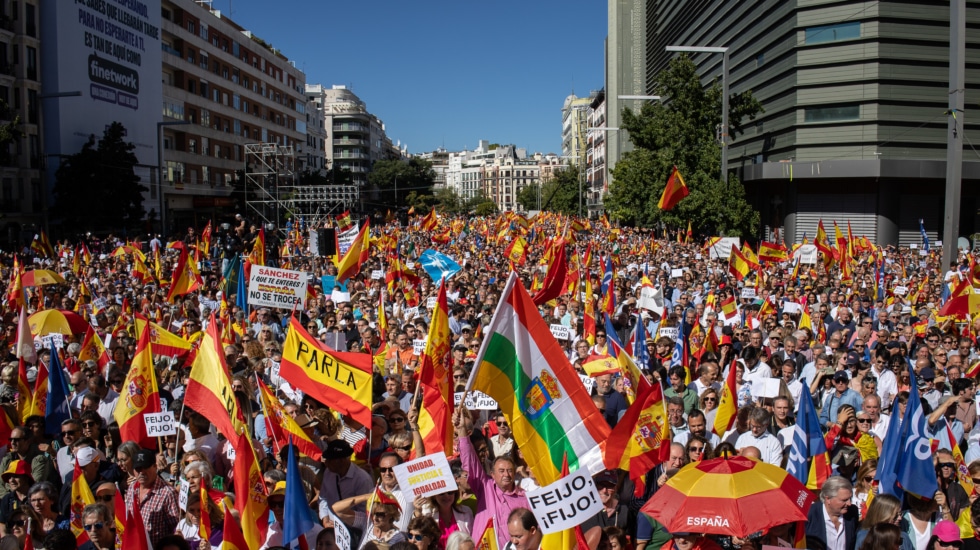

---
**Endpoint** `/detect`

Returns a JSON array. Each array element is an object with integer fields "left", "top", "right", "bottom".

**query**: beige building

[{"left": 160, "top": 0, "right": 306, "bottom": 230}]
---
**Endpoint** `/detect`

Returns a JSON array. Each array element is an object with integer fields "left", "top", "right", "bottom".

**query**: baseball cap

[
  {"left": 133, "top": 449, "right": 156, "bottom": 470},
  {"left": 845, "top": 352, "right": 861, "bottom": 366},
  {"left": 934, "top": 521, "right": 961, "bottom": 544},
  {"left": 920, "top": 367, "right": 936, "bottom": 381},
  {"left": 833, "top": 371, "right": 850, "bottom": 383}
]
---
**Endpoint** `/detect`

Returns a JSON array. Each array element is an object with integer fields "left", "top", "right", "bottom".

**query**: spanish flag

[
  {"left": 658, "top": 166, "right": 689, "bottom": 211},
  {"left": 26, "top": 358, "right": 48, "bottom": 419},
  {"left": 134, "top": 315, "right": 193, "bottom": 361},
  {"left": 477, "top": 517, "right": 498, "bottom": 550},
  {"left": 713, "top": 358, "right": 739, "bottom": 436},
  {"left": 185, "top": 315, "right": 249, "bottom": 442},
  {"left": 70, "top": 458, "right": 95, "bottom": 546},
  {"left": 728, "top": 246, "right": 752, "bottom": 281},
  {"left": 602, "top": 382, "right": 671, "bottom": 496},
  {"left": 416, "top": 280, "right": 454, "bottom": 454},
  {"left": 257, "top": 379, "right": 322, "bottom": 461},
  {"left": 336, "top": 220, "right": 370, "bottom": 282},
  {"left": 113, "top": 324, "right": 160, "bottom": 450},
  {"left": 166, "top": 247, "right": 202, "bottom": 303},
  {"left": 421, "top": 208, "right": 438, "bottom": 231},
  {"left": 531, "top": 240, "right": 567, "bottom": 306},
  {"left": 504, "top": 236, "right": 527, "bottom": 266},
  {"left": 939, "top": 290, "right": 980, "bottom": 318},
  {"left": 720, "top": 296, "right": 738, "bottom": 320},
  {"left": 232, "top": 433, "right": 269, "bottom": 549},
  {"left": 221, "top": 503, "right": 249, "bottom": 550},
  {"left": 758, "top": 241, "right": 788, "bottom": 263},
  {"left": 248, "top": 228, "right": 266, "bottom": 267},
  {"left": 280, "top": 318, "right": 374, "bottom": 426}
]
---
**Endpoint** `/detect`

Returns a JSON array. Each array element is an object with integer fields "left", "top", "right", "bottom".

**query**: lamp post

[
  {"left": 666, "top": 45, "right": 729, "bottom": 183},
  {"left": 157, "top": 120, "right": 191, "bottom": 236}
]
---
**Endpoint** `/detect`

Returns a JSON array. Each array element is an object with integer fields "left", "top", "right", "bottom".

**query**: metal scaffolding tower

[{"left": 244, "top": 142, "right": 359, "bottom": 231}]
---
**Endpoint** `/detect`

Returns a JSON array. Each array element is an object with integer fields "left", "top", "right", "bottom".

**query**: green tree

[
  {"left": 474, "top": 201, "right": 498, "bottom": 216},
  {"left": 605, "top": 54, "right": 761, "bottom": 237},
  {"left": 367, "top": 158, "right": 436, "bottom": 207},
  {"left": 517, "top": 183, "right": 540, "bottom": 211},
  {"left": 52, "top": 122, "right": 146, "bottom": 233},
  {"left": 433, "top": 187, "right": 464, "bottom": 214},
  {"left": 516, "top": 167, "right": 582, "bottom": 214}
]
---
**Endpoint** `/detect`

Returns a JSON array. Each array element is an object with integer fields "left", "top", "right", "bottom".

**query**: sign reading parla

[{"left": 247, "top": 266, "right": 309, "bottom": 310}]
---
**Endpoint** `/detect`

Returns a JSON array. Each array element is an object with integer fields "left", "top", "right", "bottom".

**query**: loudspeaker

[{"left": 317, "top": 228, "right": 337, "bottom": 257}]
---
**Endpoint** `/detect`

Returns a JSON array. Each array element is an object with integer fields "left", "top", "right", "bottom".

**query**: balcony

[
  {"left": 334, "top": 151, "right": 368, "bottom": 160},
  {"left": 333, "top": 138, "right": 368, "bottom": 146},
  {"left": 333, "top": 123, "right": 369, "bottom": 133}
]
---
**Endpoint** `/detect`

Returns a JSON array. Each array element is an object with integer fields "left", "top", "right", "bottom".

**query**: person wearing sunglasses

[
  {"left": 81, "top": 502, "right": 116, "bottom": 550},
  {"left": 0, "top": 460, "right": 32, "bottom": 536},
  {"left": 934, "top": 449, "right": 970, "bottom": 522},
  {"left": 406, "top": 516, "right": 441, "bottom": 550},
  {"left": 491, "top": 414, "right": 514, "bottom": 459},
  {"left": 263, "top": 481, "right": 323, "bottom": 549},
  {"left": 927, "top": 521, "right": 963, "bottom": 550}
]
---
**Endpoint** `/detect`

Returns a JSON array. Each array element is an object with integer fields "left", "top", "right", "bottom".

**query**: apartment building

[
  {"left": 443, "top": 141, "right": 552, "bottom": 212},
  {"left": 0, "top": 0, "right": 40, "bottom": 242},
  {"left": 306, "top": 84, "right": 402, "bottom": 188},
  {"left": 609, "top": 0, "right": 980, "bottom": 245},
  {"left": 305, "top": 87, "right": 327, "bottom": 176},
  {"left": 587, "top": 90, "right": 606, "bottom": 216},
  {"left": 561, "top": 94, "right": 591, "bottom": 163},
  {"left": 160, "top": 0, "right": 306, "bottom": 230}
]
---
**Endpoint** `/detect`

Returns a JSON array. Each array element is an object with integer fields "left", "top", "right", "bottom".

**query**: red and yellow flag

[
  {"left": 280, "top": 318, "right": 374, "bottom": 426},
  {"left": 134, "top": 315, "right": 193, "bottom": 360},
  {"left": 421, "top": 208, "right": 438, "bottom": 231},
  {"left": 26, "top": 359, "right": 48, "bottom": 419},
  {"left": 248, "top": 228, "right": 266, "bottom": 267},
  {"left": 166, "top": 247, "right": 202, "bottom": 303},
  {"left": 220, "top": 502, "right": 248, "bottom": 550},
  {"left": 713, "top": 359, "right": 739, "bottom": 436},
  {"left": 602, "top": 382, "right": 671, "bottom": 495},
  {"left": 70, "top": 458, "right": 95, "bottom": 546},
  {"left": 658, "top": 166, "right": 689, "bottom": 211},
  {"left": 728, "top": 247, "right": 752, "bottom": 281},
  {"left": 257, "top": 379, "right": 322, "bottom": 461},
  {"left": 477, "top": 517, "right": 498, "bottom": 550},
  {"left": 232, "top": 431, "right": 269, "bottom": 548},
  {"left": 416, "top": 280, "right": 454, "bottom": 454},
  {"left": 504, "top": 236, "right": 527, "bottom": 266},
  {"left": 113, "top": 324, "right": 161, "bottom": 449},
  {"left": 758, "top": 241, "right": 788, "bottom": 263},
  {"left": 336, "top": 220, "right": 370, "bottom": 282},
  {"left": 185, "top": 315, "right": 248, "bottom": 442}
]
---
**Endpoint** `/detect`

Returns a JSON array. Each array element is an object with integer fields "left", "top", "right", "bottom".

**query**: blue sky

[{"left": 214, "top": 0, "right": 607, "bottom": 155}]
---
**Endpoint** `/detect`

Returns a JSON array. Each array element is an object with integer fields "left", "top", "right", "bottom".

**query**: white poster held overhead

[
  {"left": 246, "top": 266, "right": 309, "bottom": 310},
  {"left": 392, "top": 453, "right": 459, "bottom": 498},
  {"left": 527, "top": 470, "right": 603, "bottom": 534},
  {"left": 337, "top": 225, "right": 360, "bottom": 256},
  {"left": 708, "top": 238, "right": 741, "bottom": 260},
  {"left": 794, "top": 244, "right": 818, "bottom": 265},
  {"left": 638, "top": 287, "right": 665, "bottom": 317}
]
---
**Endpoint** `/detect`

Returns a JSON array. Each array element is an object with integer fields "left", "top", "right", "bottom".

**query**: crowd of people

[{"left": 0, "top": 210, "right": 977, "bottom": 550}]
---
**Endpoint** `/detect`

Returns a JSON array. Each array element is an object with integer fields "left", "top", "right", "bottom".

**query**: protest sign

[
  {"left": 393, "top": 453, "right": 458, "bottom": 499},
  {"left": 527, "top": 470, "right": 603, "bottom": 534},
  {"left": 413, "top": 339, "right": 427, "bottom": 355},
  {"left": 370, "top": 270, "right": 384, "bottom": 280},
  {"left": 337, "top": 225, "right": 360, "bottom": 256},
  {"left": 659, "top": 326, "right": 679, "bottom": 341},
  {"left": 740, "top": 287, "right": 756, "bottom": 300},
  {"left": 426, "top": 296, "right": 438, "bottom": 309},
  {"left": 454, "top": 391, "right": 498, "bottom": 410},
  {"left": 247, "top": 266, "right": 308, "bottom": 310},
  {"left": 782, "top": 302, "right": 802, "bottom": 315},
  {"left": 178, "top": 478, "right": 190, "bottom": 511},
  {"left": 328, "top": 509, "right": 351, "bottom": 550},
  {"left": 708, "top": 237, "right": 741, "bottom": 260},
  {"left": 34, "top": 333, "right": 64, "bottom": 351},
  {"left": 794, "top": 244, "right": 818, "bottom": 265},
  {"left": 670, "top": 268, "right": 684, "bottom": 279},
  {"left": 403, "top": 307, "right": 419, "bottom": 319},
  {"left": 550, "top": 324, "right": 571, "bottom": 341},
  {"left": 638, "top": 287, "right": 665, "bottom": 317},
  {"left": 144, "top": 412, "right": 177, "bottom": 437},
  {"left": 579, "top": 375, "right": 595, "bottom": 395}
]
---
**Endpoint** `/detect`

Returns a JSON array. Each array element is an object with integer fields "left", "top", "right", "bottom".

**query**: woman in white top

[{"left": 413, "top": 486, "right": 474, "bottom": 549}]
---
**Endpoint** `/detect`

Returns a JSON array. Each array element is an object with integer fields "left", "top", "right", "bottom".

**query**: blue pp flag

[
  {"left": 282, "top": 438, "right": 317, "bottom": 546},
  {"left": 632, "top": 316, "right": 650, "bottom": 366},
  {"left": 45, "top": 342, "right": 71, "bottom": 434},
  {"left": 604, "top": 314, "right": 624, "bottom": 349},
  {"left": 920, "top": 219, "right": 930, "bottom": 252},
  {"left": 419, "top": 249, "right": 461, "bottom": 282},
  {"left": 785, "top": 386, "right": 827, "bottom": 485},
  {"left": 236, "top": 256, "right": 248, "bottom": 311},
  {"left": 896, "top": 367, "right": 939, "bottom": 498},
  {"left": 875, "top": 395, "right": 904, "bottom": 497}
]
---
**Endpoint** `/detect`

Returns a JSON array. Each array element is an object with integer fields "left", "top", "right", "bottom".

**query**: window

[
  {"left": 804, "top": 105, "right": 860, "bottom": 123},
  {"left": 25, "top": 46, "right": 35, "bottom": 80},
  {"left": 25, "top": 4, "right": 33, "bottom": 37},
  {"left": 805, "top": 22, "right": 860, "bottom": 45}
]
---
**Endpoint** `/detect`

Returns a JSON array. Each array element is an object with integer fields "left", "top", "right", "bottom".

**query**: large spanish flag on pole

[
  {"left": 231, "top": 428, "right": 269, "bottom": 549},
  {"left": 184, "top": 315, "right": 249, "bottom": 442},
  {"left": 602, "top": 382, "right": 670, "bottom": 496},
  {"left": 166, "top": 247, "right": 202, "bottom": 303},
  {"left": 713, "top": 359, "right": 739, "bottom": 436},
  {"left": 114, "top": 324, "right": 160, "bottom": 449},
  {"left": 416, "top": 279, "right": 454, "bottom": 454},
  {"left": 658, "top": 166, "right": 689, "bottom": 211},
  {"left": 280, "top": 318, "right": 373, "bottom": 426},
  {"left": 466, "top": 272, "right": 609, "bottom": 486},
  {"left": 256, "top": 378, "right": 322, "bottom": 461}
]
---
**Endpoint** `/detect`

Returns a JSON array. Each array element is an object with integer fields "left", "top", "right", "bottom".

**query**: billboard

[{"left": 40, "top": 0, "right": 163, "bottom": 203}]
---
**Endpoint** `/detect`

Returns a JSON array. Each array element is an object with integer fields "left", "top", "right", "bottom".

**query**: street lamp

[
  {"left": 665, "top": 45, "right": 729, "bottom": 183},
  {"left": 157, "top": 120, "right": 191, "bottom": 236}
]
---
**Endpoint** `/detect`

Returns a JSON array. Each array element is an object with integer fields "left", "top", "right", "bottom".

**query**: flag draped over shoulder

[
  {"left": 280, "top": 318, "right": 373, "bottom": 426},
  {"left": 416, "top": 280, "right": 454, "bottom": 454},
  {"left": 467, "top": 272, "right": 609, "bottom": 486},
  {"left": 658, "top": 166, "right": 689, "bottom": 211},
  {"left": 114, "top": 324, "right": 160, "bottom": 449}
]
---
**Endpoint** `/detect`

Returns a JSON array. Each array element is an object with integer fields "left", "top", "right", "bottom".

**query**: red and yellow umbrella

[
  {"left": 21, "top": 269, "right": 66, "bottom": 287},
  {"left": 28, "top": 309, "right": 90, "bottom": 336},
  {"left": 640, "top": 455, "right": 816, "bottom": 537}
]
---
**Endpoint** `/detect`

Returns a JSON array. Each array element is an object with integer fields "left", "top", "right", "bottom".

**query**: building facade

[
  {"left": 610, "top": 0, "right": 980, "bottom": 245},
  {"left": 587, "top": 90, "right": 607, "bottom": 216},
  {"left": 160, "top": 0, "right": 306, "bottom": 231},
  {"left": 561, "top": 94, "right": 591, "bottom": 162},
  {"left": 0, "top": 0, "right": 40, "bottom": 242}
]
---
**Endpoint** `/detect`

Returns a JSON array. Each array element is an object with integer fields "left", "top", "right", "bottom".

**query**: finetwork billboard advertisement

[{"left": 40, "top": 0, "right": 163, "bottom": 200}]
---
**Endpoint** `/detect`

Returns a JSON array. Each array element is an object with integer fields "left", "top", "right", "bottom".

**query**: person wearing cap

[
  {"left": 920, "top": 366, "right": 942, "bottom": 410},
  {"left": 0, "top": 460, "right": 32, "bottom": 535},
  {"left": 124, "top": 449, "right": 179, "bottom": 546},
  {"left": 57, "top": 446, "right": 108, "bottom": 517},
  {"left": 261, "top": 480, "right": 322, "bottom": 550},
  {"left": 927, "top": 520, "right": 963, "bottom": 550},
  {"left": 0, "top": 426, "right": 53, "bottom": 499},
  {"left": 317, "top": 439, "right": 374, "bottom": 527},
  {"left": 580, "top": 472, "right": 628, "bottom": 533},
  {"left": 820, "top": 370, "right": 864, "bottom": 431}
]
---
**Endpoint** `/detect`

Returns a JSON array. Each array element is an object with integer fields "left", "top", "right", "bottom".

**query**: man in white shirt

[
  {"left": 863, "top": 394, "right": 890, "bottom": 442},
  {"left": 804, "top": 476, "right": 857, "bottom": 550},
  {"left": 688, "top": 359, "right": 721, "bottom": 397},
  {"left": 673, "top": 410, "right": 721, "bottom": 448},
  {"left": 735, "top": 408, "right": 784, "bottom": 465},
  {"left": 739, "top": 347, "right": 771, "bottom": 386},
  {"left": 870, "top": 349, "right": 898, "bottom": 409}
]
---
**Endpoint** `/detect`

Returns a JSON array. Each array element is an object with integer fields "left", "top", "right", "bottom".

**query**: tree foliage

[
  {"left": 52, "top": 122, "right": 146, "bottom": 233},
  {"left": 605, "top": 55, "right": 762, "bottom": 237},
  {"left": 517, "top": 166, "right": 582, "bottom": 215},
  {"left": 367, "top": 158, "right": 436, "bottom": 207}
]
